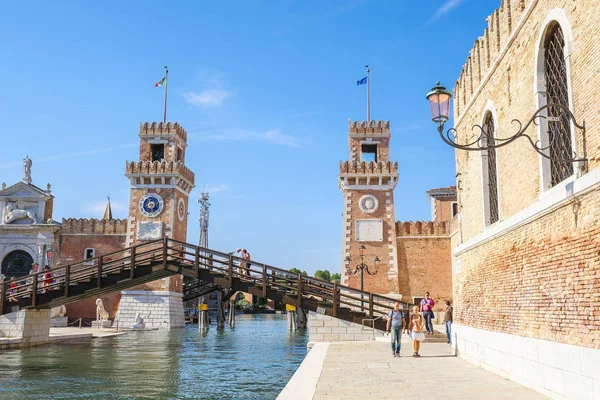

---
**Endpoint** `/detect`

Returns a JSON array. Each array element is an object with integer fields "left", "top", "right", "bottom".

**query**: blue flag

[{"left": 357, "top": 77, "right": 367, "bottom": 86}]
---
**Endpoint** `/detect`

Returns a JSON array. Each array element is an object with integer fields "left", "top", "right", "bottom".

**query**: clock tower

[
  {"left": 115, "top": 122, "right": 195, "bottom": 329},
  {"left": 339, "top": 120, "right": 399, "bottom": 295}
]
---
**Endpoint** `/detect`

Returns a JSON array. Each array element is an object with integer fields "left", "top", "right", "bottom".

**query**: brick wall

[
  {"left": 454, "top": 187, "right": 600, "bottom": 349},
  {"left": 451, "top": 0, "right": 600, "bottom": 351}
]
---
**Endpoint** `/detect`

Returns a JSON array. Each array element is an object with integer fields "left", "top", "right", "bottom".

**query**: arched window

[
  {"left": 481, "top": 112, "right": 499, "bottom": 226},
  {"left": 544, "top": 23, "right": 573, "bottom": 186}
]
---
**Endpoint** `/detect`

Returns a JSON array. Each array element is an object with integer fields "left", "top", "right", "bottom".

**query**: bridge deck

[{"left": 1, "top": 238, "right": 407, "bottom": 330}]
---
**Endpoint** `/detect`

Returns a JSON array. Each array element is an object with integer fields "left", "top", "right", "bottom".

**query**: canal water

[{"left": 0, "top": 314, "right": 307, "bottom": 399}]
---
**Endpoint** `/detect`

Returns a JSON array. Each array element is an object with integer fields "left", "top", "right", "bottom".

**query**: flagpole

[
  {"left": 163, "top": 66, "right": 168, "bottom": 123},
  {"left": 366, "top": 65, "right": 370, "bottom": 122}
]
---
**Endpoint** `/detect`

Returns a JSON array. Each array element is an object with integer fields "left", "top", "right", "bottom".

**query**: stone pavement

[{"left": 312, "top": 337, "right": 547, "bottom": 400}]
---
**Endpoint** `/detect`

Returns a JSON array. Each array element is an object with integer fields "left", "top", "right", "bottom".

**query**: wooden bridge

[{"left": 0, "top": 238, "right": 408, "bottom": 330}]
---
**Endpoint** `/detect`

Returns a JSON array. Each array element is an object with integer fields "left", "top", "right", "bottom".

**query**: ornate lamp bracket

[{"left": 437, "top": 103, "right": 586, "bottom": 165}]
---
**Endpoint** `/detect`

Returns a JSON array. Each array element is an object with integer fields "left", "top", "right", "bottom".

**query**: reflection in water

[{"left": 0, "top": 314, "right": 307, "bottom": 399}]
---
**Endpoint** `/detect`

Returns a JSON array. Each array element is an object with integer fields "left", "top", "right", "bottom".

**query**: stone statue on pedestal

[
  {"left": 95, "top": 298, "right": 109, "bottom": 321},
  {"left": 132, "top": 312, "right": 145, "bottom": 329},
  {"left": 22, "top": 156, "right": 32, "bottom": 184}
]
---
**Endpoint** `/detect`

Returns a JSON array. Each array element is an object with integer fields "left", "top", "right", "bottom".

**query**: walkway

[{"left": 280, "top": 336, "right": 547, "bottom": 400}]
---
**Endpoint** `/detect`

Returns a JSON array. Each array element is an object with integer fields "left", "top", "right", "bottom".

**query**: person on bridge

[
  {"left": 408, "top": 305, "right": 425, "bottom": 357},
  {"left": 385, "top": 301, "right": 406, "bottom": 357},
  {"left": 244, "top": 250, "right": 252, "bottom": 276},
  {"left": 9, "top": 277, "right": 17, "bottom": 302}
]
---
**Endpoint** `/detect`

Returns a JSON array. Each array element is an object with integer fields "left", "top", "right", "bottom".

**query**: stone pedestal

[
  {"left": 307, "top": 311, "right": 381, "bottom": 348},
  {"left": 50, "top": 317, "right": 68, "bottom": 327},
  {"left": 115, "top": 290, "right": 184, "bottom": 329},
  {"left": 0, "top": 309, "right": 50, "bottom": 347},
  {"left": 91, "top": 320, "right": 112, "bottom": 328}
]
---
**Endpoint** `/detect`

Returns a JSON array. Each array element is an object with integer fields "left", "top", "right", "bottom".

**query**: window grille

[
  {"left": 483, "top": 114, "right": 499, "bottom": 225},
  {"left": 544, "top": 24, "right": 573, "bottom": 186}
]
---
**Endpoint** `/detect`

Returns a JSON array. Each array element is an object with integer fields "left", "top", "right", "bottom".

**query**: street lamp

[
  {"left": 344, "top": 245, "right": 380, "bottom": 292},
  {"left": 425, "top": 82, "right": 586, "bottom": 164}
]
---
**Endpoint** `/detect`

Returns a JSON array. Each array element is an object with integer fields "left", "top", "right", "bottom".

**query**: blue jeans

[
  {"left": 390, "top": 326, "right": 401, "bottom": 354},
  {"left": 445, "top": 321, "right": 452, "bottom": 343},
  {"left": 423, "top": 311, "right": 433, "bottom": 333}
]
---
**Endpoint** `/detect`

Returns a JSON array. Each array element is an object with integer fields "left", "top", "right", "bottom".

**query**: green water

[{"left": 0, "top": 314, "right": 307, "bottom": 400}]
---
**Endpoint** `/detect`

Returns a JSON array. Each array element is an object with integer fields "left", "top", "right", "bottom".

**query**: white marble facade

[{"left": 0, "top": 180, "right": 60, "bottom": 276}]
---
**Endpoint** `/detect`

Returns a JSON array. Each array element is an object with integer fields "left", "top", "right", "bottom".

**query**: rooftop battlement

[
  {"left": 395, "top": 221, "right": 450, "bottom": 237},
  {"left": 61, "top": 218, "right": 128, "bottom": 235},
  {"left": 339, "top": 160, "right": 398, "bottom": 174},
  {"left": 139, "top": 122, "right": 187, "bottom": 142},
  {"left": 125, "top": 160, "right": 195, "bottom": 183},
  {"left": 454, "top": 0, "right": 527, "bottom": 120},
  {"left": 349, "top": 120, "right": 390, "bottom": 135}
]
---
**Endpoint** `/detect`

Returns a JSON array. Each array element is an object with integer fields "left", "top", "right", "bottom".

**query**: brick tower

[
  {"left": 339, "top": 120, "right": 399, "bottom": 295},
  {"left": 115, "top": 122, "right": 195, "bottom": 329}
]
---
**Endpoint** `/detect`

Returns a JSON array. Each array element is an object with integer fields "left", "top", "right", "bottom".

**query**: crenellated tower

[
  {"left": 339, "top": 120, "right": 399, "bottom": 294},
  {"left": 116, "top": 122, "right": 195, "bottom": 329}
]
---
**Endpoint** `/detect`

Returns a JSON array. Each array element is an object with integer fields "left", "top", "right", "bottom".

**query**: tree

[
  {"left": 289, "top": 268, "right": 308, "bottom": 276},
  {"left": 314, "top": 269, "right": 331, "bottom": 282},
  {"left": 331, "top": 273, "right": 341, "bottom": 282}
]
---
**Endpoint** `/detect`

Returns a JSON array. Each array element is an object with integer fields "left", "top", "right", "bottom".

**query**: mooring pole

[
  {"left": 228, "top": 297, "right": 236, "bottom": 328},
  {"left": 217, "top": 290, "right": 225, "bottom": 329},
  {"left": 198, "top": 296, "right": 209, "bottom": 331},
  {"left": 296, "top": 307, "right": 307, "bottom": 329}
]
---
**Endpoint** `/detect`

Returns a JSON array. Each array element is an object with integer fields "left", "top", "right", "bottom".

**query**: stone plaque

[
  {"left": 316, "top": 307, "right": 326, "bottom": 315},
  {"left": 356, "top": 219, "right": 383, "bottom": 241},
  {"left": 137, "top": 221, "right": 163, "bottom": 241}
]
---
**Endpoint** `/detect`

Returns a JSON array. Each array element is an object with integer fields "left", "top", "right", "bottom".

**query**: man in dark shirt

[{"left": 443, "top": 300, "right": 453, "bottom": 344}]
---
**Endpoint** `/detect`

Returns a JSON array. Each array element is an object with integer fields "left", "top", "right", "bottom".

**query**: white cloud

[
  {"left": 183, "top": 89, "right": 231, "bottom": 108},
  {"left": 428, "top": 0, "right": 464, "bottom": 24},
  {"left": 204, "top": 184, "right": 228, "bottom": 194},
  {"left": 193, "top": 128, "right": 302, "bottom": 148},
  {"left": 0, "top": 143, "right": 138, "bottom": 170}
]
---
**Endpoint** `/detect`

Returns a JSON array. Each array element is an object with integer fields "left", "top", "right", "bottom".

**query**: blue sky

[{"left": 1, "top": 0, "right": 497, "bottom": 275}]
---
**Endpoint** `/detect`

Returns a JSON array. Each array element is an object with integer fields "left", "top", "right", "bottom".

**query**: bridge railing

[{"left": 1, "top": 237, "right": 407, "bottom": 319}]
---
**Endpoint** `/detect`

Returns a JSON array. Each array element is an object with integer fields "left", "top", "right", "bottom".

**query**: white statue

[
  {"left": 132, "top": 312, "right": 145, "bottom": 329},
  {"left": 95, "top": 298, "right": 109, "bottom": 321},
  {"left": 22, "top": 156, "right": 32, "bottom": 184},
  {"left": 50, "top": 305, "right": 67, "bottom": 318},
  {"left": 3, "top": 202, "right": 38, "bottom": 224}
]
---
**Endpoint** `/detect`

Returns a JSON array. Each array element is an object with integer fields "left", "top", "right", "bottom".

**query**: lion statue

[
  {"left": 95, "top": 298, "right": 109, "bottom": 321},
  {"left": 132, "top": 312, "right": 145, "bottom": 329},
  {"left": 50, "top": 305, "right": 67, "bottom": 318},
  {"left": 4, "top": 202, "right": 38, "bottom": 224}
]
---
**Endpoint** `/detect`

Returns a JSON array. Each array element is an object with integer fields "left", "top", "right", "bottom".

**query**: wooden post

[
  {"left": 228, "top": 255, "right": 234, "bottom": 286},
  {"left": 64, "top": 265, "right": 70, "bottom": 297},
  {"left": 97, "top": 256, "right": 103, "bottom": 289},
  {"left": 262, "top": 264, "right": 267, "bottom": 298},
  {"left": 368, "top": 293, "right": 374, "bottom": 319},
  {"left": 162, "top": 237, "right": 168, "bottom": 270},
  {"left": 195, "top": 246, "right": 200, "bottom": 278},
  {"left": 296, "top": 274, "right": 303, "bottom": 307},
  {"left": 31, "top": 274, "right": 38, "bottom": 306},
  {"left": 332, "top": 282, "right": 338, "bottom": 317},
  {"left": 229, "top": 298, "right": 236, "bottom": 328},
  {"left": 0, "top": 282, "right": 5, "bottom": 315},
  {"left": 129, "top": 247, "right": 136, "bottom": 280}
]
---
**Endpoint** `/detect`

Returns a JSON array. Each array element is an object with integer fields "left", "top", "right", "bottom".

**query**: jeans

[
  {"left": 390, "top": 326, "right": 402, "bottom": 354},
  {"left": 423, "top": 311, "right": 433, "bottom": 333},
  {"left": 445, "top": 321, "right": 452, "bottom": 343}
]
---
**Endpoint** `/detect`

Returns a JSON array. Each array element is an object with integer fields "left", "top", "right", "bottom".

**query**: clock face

[
  {"left": 177, "top": 198, "right": 186, "bottom": 222},
  {"left": 139, "top": 193, "right": 164, "bottom": 217}
]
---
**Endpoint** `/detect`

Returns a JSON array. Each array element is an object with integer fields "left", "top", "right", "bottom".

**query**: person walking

[
  {"left": 420, "top": 291, "right": 435, "bottom": 334},
  {"left": 9, "top": 277, "right": 17, "bottom": 302},
  {"left": 42, "top": 265, "right": 53, "bottom": 293},
  {"left": 443, "top": 300, "right": 453, "bottom": 344},
  {"left": 408, "top": 305, "right": 425, "bottom": 357},
  {"left": 385, "top": 301, "right": 406, "bottom": 357}
]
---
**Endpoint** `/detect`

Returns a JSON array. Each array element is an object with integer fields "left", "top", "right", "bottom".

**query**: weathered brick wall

[
  {"left": 434, "top": 197, "right": 456, "bottom": 223},
  {"left": 454, "top": 187, "right": 600, "bottom": 349},
  {"left": 65, "top": 293, "right": 122, "bottom": 320},
  {"left": 56, "top": 233, "right": 126, "bottom": 265},
  {"left": 397, "top": 234, "right": 452, "bottom": 309},
  {"left": 454, "top": 0, "right": 600, "bottom": 242}
]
